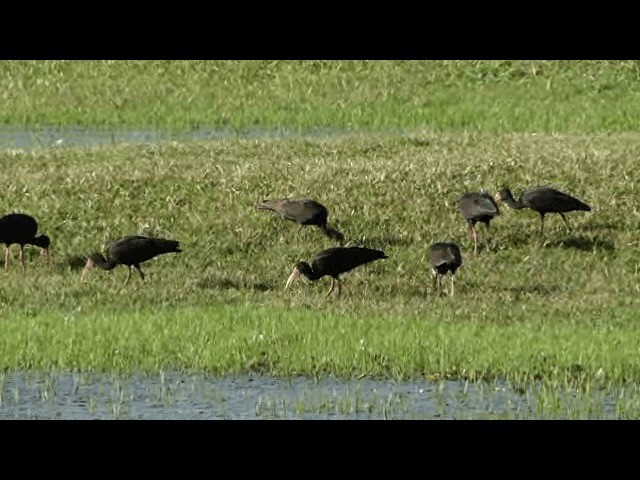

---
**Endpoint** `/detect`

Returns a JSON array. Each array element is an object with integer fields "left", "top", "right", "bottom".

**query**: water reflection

[{"left": 0, "top": 371, "right": 631, "bottom": 420}]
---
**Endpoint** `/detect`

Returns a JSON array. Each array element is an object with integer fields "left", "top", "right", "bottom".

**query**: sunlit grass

[
  {"left": 1, "top": 60, "right": 640, "bottom": 133},
  {"left": 1, "top": 60, "right": 640, "bottom": 404}
]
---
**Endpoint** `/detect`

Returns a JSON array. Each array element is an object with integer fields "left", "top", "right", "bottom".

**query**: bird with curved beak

[
  {"left": 285, "top": 246, "right": 388, "bottom": 298},
  {"left": 256, "top": 198, "right": 345, "bottom": 244},
  {"left": 494, "top": 186, "right": 591, "bottom": 235},
  {"left": 80, "top": 235, "right": 182, "bottom": 285}
]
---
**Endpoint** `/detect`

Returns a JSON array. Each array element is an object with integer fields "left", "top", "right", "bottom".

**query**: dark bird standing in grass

[
  {"left": 458, "top": 192, "right": 500, "bottom": 255},
  {"left": 80, "top": 235, "right": 182, "bottom": 285},
  {"left": 256, "top": 198, "right": 344, "bottom": 244},
  {"left": 284, "top": 246, "right": 387, "bottom": 297},
  {"left": 0, "top": 213, "right": 51, "bottom": 270},
  {"left": 494, "top": 186, "right": 591, "bottom": 235},
  {"left": 430, "top": 242, "right": 462, "bottom": 296}
]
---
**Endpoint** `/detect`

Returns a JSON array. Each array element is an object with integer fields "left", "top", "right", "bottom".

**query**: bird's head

[
  {"left": 284, "top": 261, "right": 313, "bottom": 290},
  {"left": 33, "top": 234, "right": 51, "bottom": 258},
  {"left": 494, "top": 187, "right": 513, "bottom": 205},
  {"left": 79, "top": 252, "right": 107, "bottom": 283}
]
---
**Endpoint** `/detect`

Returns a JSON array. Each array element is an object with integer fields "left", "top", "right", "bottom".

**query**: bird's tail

[
  {"left": 577, "top": 201, "right": 592, "bottom": 212},
  {"left": 154, "top": 239, "right": 182, "bottom": 253},
  {"left": 321, "top": 224, "right": 345, "bottom": 244}
]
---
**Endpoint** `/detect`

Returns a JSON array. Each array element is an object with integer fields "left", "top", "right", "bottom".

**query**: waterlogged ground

[
  {"left": 0, "top": 371, "right": 631, "bottom": 420},
  {"left": 0, "top": 126, "right": 355, "bottom": 150},
  {"left": 2, "top": 125, "right": 639, "bottom": 420}
]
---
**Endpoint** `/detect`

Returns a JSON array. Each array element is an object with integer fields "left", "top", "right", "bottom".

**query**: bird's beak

[
  {"left": 284, "top": 267, "right": 301, "bottom": 290},
  {"left": 80, "top": 257, "right": 94, "bottom": 283},
  {"left": 493, "top": 193, "right": 501, "bottom": 204},
  {"left": 41, "top": 248, "right": 50, "bottom": 260}
]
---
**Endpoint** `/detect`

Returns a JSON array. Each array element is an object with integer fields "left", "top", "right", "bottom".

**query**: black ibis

[
  {"left": 494, "top": 186, "right": 591, "bottom": 235},
  {"left": 429, "top": 242, "right": 462, "bottom": 296},
  {"left": 458, "top": 192, "right": 500, "bottom": 255},
  {"left": 80, "top": 235, "right": 182, "bottom": 285},
  {"left": 256, "top": 198, "right": 344, "bottom": 244},
  {"left": 284, "top": 246, "right": 387, "bottom": 297},
  {"left": 0, "top": 213, "right": 51, "bottom": 270}
]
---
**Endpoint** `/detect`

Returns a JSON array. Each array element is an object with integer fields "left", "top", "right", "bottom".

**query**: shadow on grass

[
  {"left": 349, "top": 234, "right": 413, "bottom": 248},
  {"left": 53, "top": 254, "right": 88, "bottom": 272},
  {"left": 507, "top": 283, "right": 564, "bottom": 296},
  {"left": 544, "top": 235, "right": 615, "bottom": 252},
  {"left": 496, "top": 231, "right": 615, "bottom": 252},
  {"left": 196, "top": 272, "right": 273, "bottom": 291}
]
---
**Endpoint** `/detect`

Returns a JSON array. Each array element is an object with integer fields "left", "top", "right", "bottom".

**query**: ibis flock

[{"left": 1, "top": 185, "right": 591, "bottom": 299}]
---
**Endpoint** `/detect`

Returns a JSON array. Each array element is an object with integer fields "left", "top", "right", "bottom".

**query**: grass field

[
  {"left": 2, "top": 60, "right": 640, "bottom": 133},
  {"left": 0, "top": 61, "right": 639, "bottom": 401}
]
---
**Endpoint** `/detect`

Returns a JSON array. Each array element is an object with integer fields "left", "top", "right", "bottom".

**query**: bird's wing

[
  {"left": 472, "top": 195, "right": 499, "bottom": 215},
  {"left": 523, "top": 188, "right": 590, "bottom": 212},
  {"left": 312, "top": 246, "right": 386, "bottom": 276},
  {"left": 430, "top": 244, "right": 461, "bottom": 267},
  {"left": 106, "top": 235, "right": 180, "bottom": 264},
  {"left": 460, "top": 193, "right": 499, "bottom": 216},
  {"left": 257, "top": 198, "right": 321, "bottom": 223}
]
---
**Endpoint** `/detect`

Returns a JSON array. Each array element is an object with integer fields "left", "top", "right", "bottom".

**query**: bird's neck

[
  {"left": 30, "top": 235, "right": 49, "bottom": 248},
  {"left": 504, "top": 195, "right": 525, "bottom": 209},
  {"left": 299, "top": 263, "right": 323, "bottom": 281},
  {"left": 92, "top": 254, "right": 117, "bottom": 271}
]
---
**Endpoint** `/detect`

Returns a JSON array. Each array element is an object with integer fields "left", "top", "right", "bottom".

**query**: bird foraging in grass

[
  {"left": 0, "top": 213, "right": 51, "bottom": 270},
  {"left": 256, "top": 198, "right": 344, "bottom": 244},
  {"left": 429, "top": 242, "right": 462, "bottom": 296},
  {"left": 284, "top": 246, "right": 387, "bottom": 298},
  {"left": 458, "top": 192, "right": 500, "bottom": 256},
  {"left": 494, "top": 186, "right": 591, "bottom": 235},
  {"left": 80, "top": 235, "right": 182, "bottom": 285}
]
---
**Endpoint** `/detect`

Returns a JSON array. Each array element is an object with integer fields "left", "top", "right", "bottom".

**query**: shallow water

[
  {"left": 0, "top": 371, "right": 629, "bottom": 420},
  {"left": 0, "top": 126, "right": 360, "bottom": 150}
]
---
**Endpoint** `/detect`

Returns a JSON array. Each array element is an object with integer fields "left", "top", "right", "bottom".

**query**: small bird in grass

[
  {"left": 458, "top": 192, "right": 500, "bottom": 255},
  {"left": 0, "top": 213, "right": 51, "bottom": 270},
  {"left": 494, "top": 186, "right": 591, "bottom": 235},
  {"left": 256, "top": 198, "right": 344, "bottom": 244},
  {"left": 284, "top": 246, "right": 387, "bottom": 298},
  {"left": 429, "top": 242, "right": 462, "bottom": 296},
  {"left": 80, "top": 235, "right": 182, "bottom": 285}
]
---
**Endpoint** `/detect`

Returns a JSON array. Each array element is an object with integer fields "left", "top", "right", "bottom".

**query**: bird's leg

[
  {"left": 19, "top": 246, "right": 26, "bottom": 270},
  {"left": 326, "top": 277, "right": 335, "bottom": 296},
  {"left": 560, "top": 213, "right": 571, "bottom": 233},
  {"left": 450, "top": 274, "right": 455, "bottom": 297},
  {"left": 134, "top": 264, "right": 145, "bottom": 281},
  {"left": 4, "top": 245, "right": 9, "bottom": 269},
  {"left": 539, "top": 214, "right": 546, "bottom": 236},
  {"left": 472, "top": 226, "right": 478, "bottom": 256},
  {"left": 336, "top": 279, "right": 342, "bottom": 298},
  {"left": 466, "top": 223, "right": 472, "bottom": 240},
  {"left": 431, "top": 270, "right": 438, "bottom": 292},
  {"left": 124, "top": 266, "right": 132, "bottom": 286}
]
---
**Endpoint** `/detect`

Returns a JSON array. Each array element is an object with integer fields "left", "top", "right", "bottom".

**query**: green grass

[
  {"left": 0, "top": 132, "right": 639, "bottom": 393},
  {"left": 2, "top": 60, "right": 640, "bottom": 133},
  {"left": 2, "top": 60, "right": 640, "bottom": 409}
]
